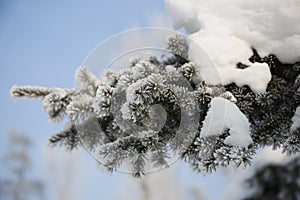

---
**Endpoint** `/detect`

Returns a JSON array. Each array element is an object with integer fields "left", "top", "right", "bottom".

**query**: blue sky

[{"left": 0, "top": 1, "right": 229, "bottom": 199}]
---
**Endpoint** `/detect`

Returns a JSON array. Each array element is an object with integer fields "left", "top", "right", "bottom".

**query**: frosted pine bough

[{"left": 10, "top": 34, "right": 300, "bottom": 177}]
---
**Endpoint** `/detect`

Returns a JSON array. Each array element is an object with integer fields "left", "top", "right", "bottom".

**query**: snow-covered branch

[{"left": 10, "top": 33, "right": 300, "bottom": 177}]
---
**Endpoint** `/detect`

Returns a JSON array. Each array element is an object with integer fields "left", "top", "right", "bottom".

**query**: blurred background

[{"left": 0, "top": 1, "right": 290, "bottom": 200}]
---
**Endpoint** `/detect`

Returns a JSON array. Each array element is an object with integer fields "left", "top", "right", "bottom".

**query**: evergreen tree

[
  {"left": 10, "top": 34, "right": 300, "bottom": 177},
  {"left": 0, "top": 131, "right": 44, "bottom": 200},
  {"left": 243, "top": 156, "right": 300, "bottom": 200}
]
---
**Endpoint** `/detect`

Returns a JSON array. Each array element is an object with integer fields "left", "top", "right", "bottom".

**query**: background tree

[
  {"left": 0, "top": 131, "right": 44, "bottom": 200},
  {"left": 243, "top": 156, "right": 300, "bottom": 200}
]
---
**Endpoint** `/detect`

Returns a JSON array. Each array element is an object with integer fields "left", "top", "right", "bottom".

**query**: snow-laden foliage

[
  {"left": 200, "top": 97, "right": 252, "bottom": 147},
  {"left": 165, "top": 0, "right": 300, "bottom": 94},
  {"left": 10, "top": 34, "right": 300, "bottom": 177}
]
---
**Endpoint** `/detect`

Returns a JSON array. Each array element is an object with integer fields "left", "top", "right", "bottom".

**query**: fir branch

[
  {"left": 131, "top": 59, "right": 156, "bottom": 80},
  {"left": 101, "top": 70, "right": 120, "bottom": 87},
  {"left": 99, "top": 146, "right": 127, "bottom": 173},
  {"left": 43, "top": 90, "right": 72, "bottom": 122},
  {"left": 10, "top": 85, "right": 53, "bottom": 100},
  {"left": 183, "top": 130, "right": 255, "bottom": 173},
  {"left": 282, "top": 128, "right": 300, "bottom": 155},
  {"left": 9, "top": 37, "right": 300, "bottom": 177},
  {"left": 166, "top": 33, "right": 188, "bottom": 59},
  {"left": 75, "top": 67, "right": 100, "bottom": 95},
  {"left": 97, "top": 134, "right": 160, "bottom": 174},
  {"left": 49, "top": 123, "right": 79, "bottom": 151},
  {"left": 92, "top": 86, "right": 113, "bottom": 118},
  {"left": 150, "top": 144, "right": 170, "bottom": 168},
  {"left": 66, "top": 94, "right": 94, "bottom": 121},
  {"left": 179, "top": 62, "right": 199, "bottom": 83},
  {"left": 131, "top": 153, "right": 146, "bottom": 178}
]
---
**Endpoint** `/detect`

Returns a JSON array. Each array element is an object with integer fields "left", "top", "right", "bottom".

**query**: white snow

[
  {"left": 196, "top": 61, "right": 271, "bottom": 93},
  {"left": 164, "top": 0, "right": 200, "bottom": 33},
  {"left": 165, "top": 0, "right": 300, "bottom": 92},
  {"left": 290, "top": 106, "right": 300, "bottom": 132},
  {"left": 200, "top": 97, "right": 252, "bottom": 147}
]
